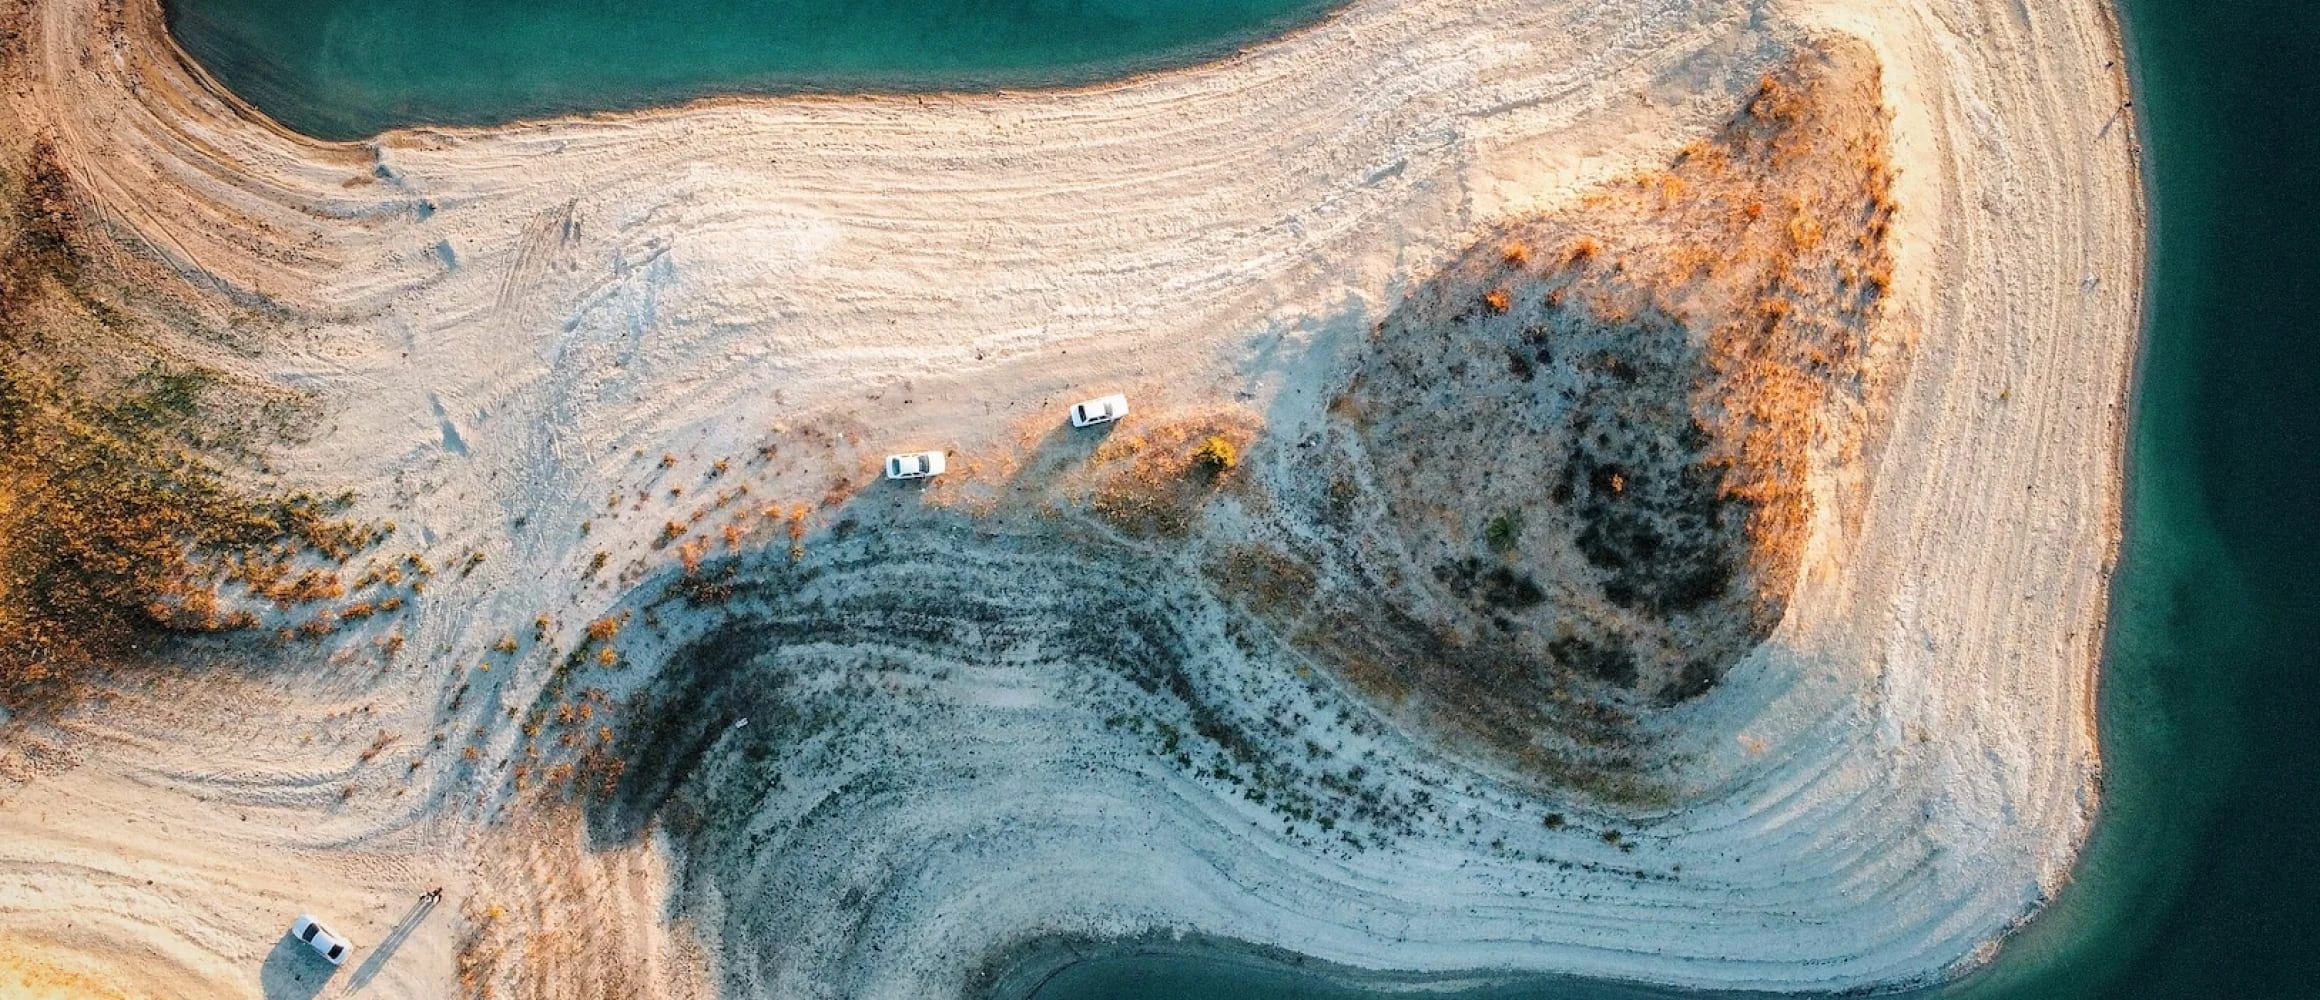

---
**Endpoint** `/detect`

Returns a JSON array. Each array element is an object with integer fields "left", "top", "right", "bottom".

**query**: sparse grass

[
  {"left": 453, "top": 803, "right": 650, "bottom": 1000},
  {"left": 357, "top": 730, "right": 398, "bottom": 762},
  {"left": 0, "top": 144, "right": 385, "bottom": 706}
]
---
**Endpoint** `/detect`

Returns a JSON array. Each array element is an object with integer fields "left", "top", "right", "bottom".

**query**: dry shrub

[
  {"left": 585, "top": 615, "right": 623, "bottom": 643},
  {"left": 1193, "top": 435, "right": 1238, "bottom": 473}
]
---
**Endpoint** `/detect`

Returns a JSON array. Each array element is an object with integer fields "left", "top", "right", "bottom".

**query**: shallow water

[
  {"left": 163, "top": 0, "right": 1342, "bottom": 140},
  {"left": 1026, "top": 0, "right": 2320, "bottom": 995}
]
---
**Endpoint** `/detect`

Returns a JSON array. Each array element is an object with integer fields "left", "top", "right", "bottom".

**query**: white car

[
  {"left": 884, "top": 451, "right": 947, "bottom": 480},
  {"left": 289, "top": 914, "right": 352, "bottom": 966},
  {"left": 1069, "top": 394, "right": 1130, "bottom": 428}
]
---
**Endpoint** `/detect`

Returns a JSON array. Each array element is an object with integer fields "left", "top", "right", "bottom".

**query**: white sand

[{"left": 0, "top": 0, "right": 2141, "bottom": 994}]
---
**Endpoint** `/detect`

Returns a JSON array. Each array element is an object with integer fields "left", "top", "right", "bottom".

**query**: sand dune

[{"left": 0, "top": 0, "right": 2140, "bottom": 994}]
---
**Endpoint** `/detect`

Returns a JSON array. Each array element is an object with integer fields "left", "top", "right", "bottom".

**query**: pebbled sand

[{"left": 0, "top": 0, "right": 2141, "bottom": 995}]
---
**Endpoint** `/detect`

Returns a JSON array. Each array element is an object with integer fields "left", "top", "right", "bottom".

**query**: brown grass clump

[
  {"left": 677, "top": 537, "right": 709, "bottom": 575},
  {"left": 585, "top": 615, "right": 623, "bottom": 643},
  {"left": 0, "top": 143, "right": 385, "bottom": 706}
]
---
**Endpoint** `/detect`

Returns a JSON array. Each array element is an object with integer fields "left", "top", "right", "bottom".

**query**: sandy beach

[{"left": 0, "top": 0, "right": 2142, "bottom": 995}]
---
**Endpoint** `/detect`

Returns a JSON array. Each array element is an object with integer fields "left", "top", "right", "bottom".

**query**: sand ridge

[{"left": 0, "top": 0, "right": 2140, "bottom": 995}]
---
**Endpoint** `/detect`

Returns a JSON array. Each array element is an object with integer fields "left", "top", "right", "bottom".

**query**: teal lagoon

[{"left": 164, "top": 0, "right": 1341, "bottom": 140}]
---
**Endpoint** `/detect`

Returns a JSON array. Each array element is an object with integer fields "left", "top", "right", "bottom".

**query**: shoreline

[
  {"left": 971, "top": 931, "right": 1794, "bottom": 1000},
  {"left": 157, "top": 0, "right": 1358, "bottom": 142},
  {"left": 0, "top": 0, "right": 2146, "bottom": 995},
  {"left": 975, "top": 933, "right": 1541, "bottom": 1000}
]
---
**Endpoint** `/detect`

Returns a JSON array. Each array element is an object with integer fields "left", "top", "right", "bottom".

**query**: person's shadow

[
  {"left": 258, "top": 931, "right": 332, "bottom": 1000},
  {"left": 341, "top": 893, "right": 442, "bottom": 994}
]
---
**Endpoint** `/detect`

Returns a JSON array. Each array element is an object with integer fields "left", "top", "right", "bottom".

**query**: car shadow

[
  {"left": 1000, "top": 419, "right": 1115, "bottom": 479},
  {"left": 259, "top": 931, "right": 334, "bottom": 1000}
]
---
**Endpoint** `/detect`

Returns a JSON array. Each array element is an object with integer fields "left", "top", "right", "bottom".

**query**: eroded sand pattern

[{"left": 0, "top": 0, "right": 2141, "bottom": 996}]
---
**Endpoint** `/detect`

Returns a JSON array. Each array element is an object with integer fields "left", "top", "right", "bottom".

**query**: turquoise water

[
  {"left": 1028, "top": 0, "right": 2320, "bottom": 996},
  {"left": 163, "top": 0, "right": 1341, "bottom": 139}
]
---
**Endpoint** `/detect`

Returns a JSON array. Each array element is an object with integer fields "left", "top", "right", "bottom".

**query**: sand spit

[{"left": 0, "top": 0, "right": 2139, "bottom": 994}]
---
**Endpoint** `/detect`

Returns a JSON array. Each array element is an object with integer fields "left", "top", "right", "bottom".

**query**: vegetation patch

[
  {"left": 0, "top": 142, "right": 379, "bottom": 706},
  {"left": 1274, "top": 38, "right": 1904, "bottom": 795},
  {"left": 1082, "top": 410, "right": 1257, "bottom": 537}
]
